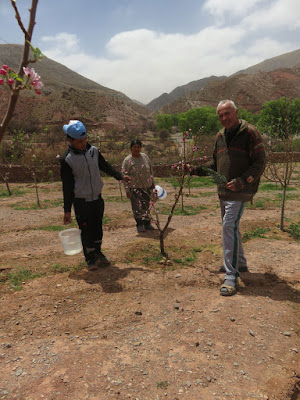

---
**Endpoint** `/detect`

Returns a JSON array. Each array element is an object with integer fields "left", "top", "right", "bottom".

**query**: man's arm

[
  {"left": 190, "top": 152, "right": 216, "bottom": 176},
  {"left": 241, "top": 126, "right": 266, "bottom": 184},
  {"left": 227, "top": 125, "right": 266, "bottom": 192},
  {"left": 60, "top": 156, "right": 75, "bottom": 223},
  {"left": 98, "top": 150, "right": 131, "bottom": 182}
]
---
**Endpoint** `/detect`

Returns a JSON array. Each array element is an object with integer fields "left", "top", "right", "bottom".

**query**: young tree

[
  {"left": 0, "top": 0, "right": 42, "bottom": 144},
  {"left": 132, "top": 130, "right": 210, "bottom": 257},
  {"left": 156, "top": 113, "right": 174, "bottom": 132},
  {"left": 258, "top": 97, "right": 300, "bottom": 231},
  {"left": 176, "top": 107, "right": 220, "bottom": 136},
  {"left": 238, "top": 108, "right": 258, "bottom": 125}
]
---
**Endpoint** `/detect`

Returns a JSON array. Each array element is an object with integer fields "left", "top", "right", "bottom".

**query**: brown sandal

[{"left": 220, "top": 284, "right": 237, "bottom": 296}]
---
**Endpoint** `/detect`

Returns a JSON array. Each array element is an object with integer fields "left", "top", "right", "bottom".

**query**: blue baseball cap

[{"left": 63, "top": 120, "right": 87, "bottom": 139}]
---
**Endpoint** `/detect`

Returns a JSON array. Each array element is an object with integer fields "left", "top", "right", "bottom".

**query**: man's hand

[
  {"left": 226, "top": 180, "right": 236, "bottom": 192},
  {"left": 122, "top": 175, "right": 131, "bottom": 182},
  {"left": 64, "top": 212, "right": 72, "bottom": 225},
  {"left": 226, "top": 178, "right": 244, "bottom": 192}
]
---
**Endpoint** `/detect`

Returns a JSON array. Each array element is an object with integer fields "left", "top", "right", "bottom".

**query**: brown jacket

[{"left": 194, "top": 120, "right": 266, "bottom": 201}]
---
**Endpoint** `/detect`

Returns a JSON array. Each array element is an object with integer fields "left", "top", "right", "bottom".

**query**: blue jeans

[{"left": 220, "top": 200, "right": 247, "bottom": 283}]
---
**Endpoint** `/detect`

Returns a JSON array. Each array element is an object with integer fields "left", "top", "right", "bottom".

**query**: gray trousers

[{"left": 220, "top": 200, "right": 247, "bottom": 282}]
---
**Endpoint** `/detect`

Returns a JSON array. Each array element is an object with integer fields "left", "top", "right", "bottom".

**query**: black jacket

[{"left": 60, "top": 143, "right": 123, "bottom": 212}]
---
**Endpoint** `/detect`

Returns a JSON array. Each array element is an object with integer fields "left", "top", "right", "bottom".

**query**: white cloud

[
  {"left": 203, "top": 0, "right": 264, "bottom": 19},
  {"left": 40, "top": 1, "right": 299, "bottom": 104},
  {"left": 247, "top": 38, "right": 296, "bottom": 59},
  {"left": 241, "top": 0, "right": 300, "bottom": 30},
  {"left": 41, "top": 27, "right": 249, "bottom": 103},
  {"left": 40, "top": 33, "right": 80, "bottom": 58}
]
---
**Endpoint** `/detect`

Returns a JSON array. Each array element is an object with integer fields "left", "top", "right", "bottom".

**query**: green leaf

[{"left": 202, "top": 167, "right": 227, "bottom": 185}]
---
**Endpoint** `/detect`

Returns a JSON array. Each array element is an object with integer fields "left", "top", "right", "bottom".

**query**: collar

[
  {"left": 69, "top": 142, "right": 91, "bottom": 155},
  {"left": 225, "top": 121, "right": 241, "bottom": 134}
]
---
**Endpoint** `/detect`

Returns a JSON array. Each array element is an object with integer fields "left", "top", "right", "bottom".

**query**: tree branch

[
  {"left": 0, "top": 0, "right": 39, "bottom": 143},
  {"left": 11, "top": 0, "right": 28, "bottom": 38}
]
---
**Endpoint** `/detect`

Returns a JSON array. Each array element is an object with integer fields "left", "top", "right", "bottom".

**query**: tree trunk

[
  {"left": 0, "top": 93, "right": 20, "bottom": 142},
  {"left": 280, "top": 185, "right": 287, "bottom": 231},
  {"left": 159, "top": 231, "right": 167, "bottom": 258},
  {"left": 5, "top": 175, "right": 12, "bottom": 196},
  {"left": 32, "top": 172, "right": 41, "bottom": 208},
  {"left": 0, "top": 0, "right": 39, "bottom": 143}
]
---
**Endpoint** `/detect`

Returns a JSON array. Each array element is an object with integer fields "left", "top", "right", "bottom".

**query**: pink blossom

[
  {"left": 0, "top": 79, "right": 4, "bottom": 85},
  {"left": 31, "top": 80, "right": 43, "bottom": 90},
  {"left": 0, "top": 68, "right": 7, "bottom": 76},
  {"left": 23, "top": 67, "right": 35, "bottom": 77},
  {"left": 35, "top": 90, "right": 41, "bottom": 95},
  {"left": 2, "top": 64, "right": 8, "bottom": 70},
  {"left": 8, "top": 78, "right": 14, "bottom": 85}
]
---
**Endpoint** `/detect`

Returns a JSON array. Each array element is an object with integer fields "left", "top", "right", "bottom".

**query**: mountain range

[
  {"left": 147, "top": 48, "right": 300, "bottom": 112},
  {"left": 0, "top": 44, "right": 300, "bottom": 133},
  {"left": 160, "top": 64, "right": 300, "bottom": 115},
  {"left": 0, "top": 44, "right": 153, "bottom": 133}
]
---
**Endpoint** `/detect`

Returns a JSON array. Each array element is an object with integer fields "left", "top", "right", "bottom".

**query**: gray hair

[{"left": 217, "top": 100, "right": 237, "bottom": 112}]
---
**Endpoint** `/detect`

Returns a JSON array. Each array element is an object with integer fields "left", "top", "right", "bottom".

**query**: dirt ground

[{"left": 0, "top": 177, "right": 299, "bottom": 400}]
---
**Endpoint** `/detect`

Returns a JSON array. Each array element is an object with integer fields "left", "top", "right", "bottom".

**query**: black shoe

[
  {"left": 145, "top": 224, "right": 155, "bottom": 230},
  {"left": 87, "top": 261, "right": 98, "bottom": 271},
  {"left": 219, "top": 265, "right": 249, "bottom": 272},
  {"left": 97, "top": 252, "right": 111, "bottom": 267}
]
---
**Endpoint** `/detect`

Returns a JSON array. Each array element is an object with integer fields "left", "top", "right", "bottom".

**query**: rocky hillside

[
  {"left": 232, "top": 48, "right": 300, "bottom": 76},
  {"left": 160, "top": 65, "right": 300, "bottom": 114},
  {"left": 146, "top": 76, "right": 226, "bottom": 111},
  {"left": 149, "top": 48, "right": 300, "bottom": 113},
  {"left": 0, "top": 44, "right": 153, "bottom": 133}
]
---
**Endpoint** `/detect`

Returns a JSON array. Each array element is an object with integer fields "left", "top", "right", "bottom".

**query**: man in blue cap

[{"left": 60, "top": 120, "right": 130, "bottom": 270}]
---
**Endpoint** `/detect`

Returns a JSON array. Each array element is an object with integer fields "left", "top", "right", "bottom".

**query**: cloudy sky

[{"left": 1, "top": 0, "right": 299, "bottom": 103}]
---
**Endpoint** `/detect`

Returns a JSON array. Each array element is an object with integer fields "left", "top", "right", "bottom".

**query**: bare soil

[{"left": 0, "top": 178, "right": 299, "bottom": 400}]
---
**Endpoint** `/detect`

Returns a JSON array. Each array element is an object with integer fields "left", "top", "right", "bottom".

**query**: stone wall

[
  {"left": 0, "top": 163, "right": 175, "bottom": 183},
  {"left": 0, "top": 153, "right": 299, "bottom": 183}
]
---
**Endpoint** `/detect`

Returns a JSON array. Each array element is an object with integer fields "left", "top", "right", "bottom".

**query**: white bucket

[
  {"left": 59, "top": 228, "right": 82, "bottom": 255},
  {"left": 154, "top": 185, "right": 167, "bottom": 200}
]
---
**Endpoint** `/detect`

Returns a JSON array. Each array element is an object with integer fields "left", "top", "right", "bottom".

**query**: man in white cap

[{"left": 60, "top": 120, "right": 130, "bottom": 270}]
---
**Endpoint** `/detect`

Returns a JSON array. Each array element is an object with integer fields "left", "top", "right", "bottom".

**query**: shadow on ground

[
  {"left": 68, "top": 264, "right": 152, "bottom": 293},
  {"left": 239, "top": 272, "right": 300, "bottom": 303},
  {"left": 135, "top": 227, "right": 175, "bottom": 239}
]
